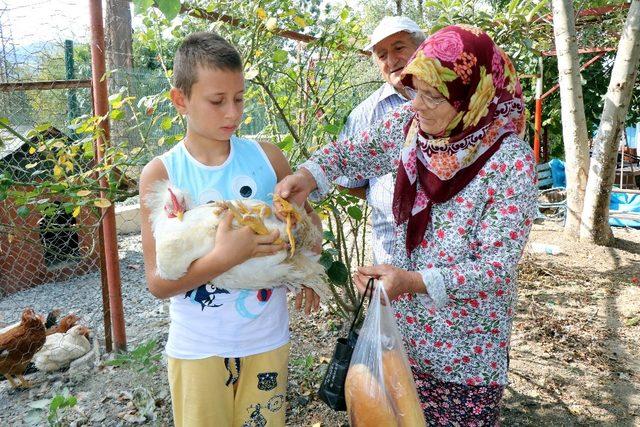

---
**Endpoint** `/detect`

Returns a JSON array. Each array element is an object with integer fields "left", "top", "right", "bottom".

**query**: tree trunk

[
  {"left": 106, "top": 0, "right": 133, "bottom": 72},
  {"left": 551, "top": 0, "right": 590, "bottom": 238},
  {"left": 396, "top": 0, "right": 403, "bottom": 15},
  {"left": 580, "top": 0, "right": 640, "bottom": 244},
  {"left": 105, "top": 0, "right": 133, "bottom": 146}
]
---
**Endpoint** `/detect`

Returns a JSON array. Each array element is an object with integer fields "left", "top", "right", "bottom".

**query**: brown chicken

[
  {"left": 0, "top": 308, "right": 46, "bottom": 388},
  {"left": 46, "top": 314, "right": 80, "bottom": 336}
]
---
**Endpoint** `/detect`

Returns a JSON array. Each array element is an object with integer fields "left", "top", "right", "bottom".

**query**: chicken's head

[
  {"left": 20, "top": 307, "right": 36, "bottom": 323},
  {"left": 58, "top": 314, "right": 80, "bottom": 332},
  {"left": 69, "top": 324, "right": 91, "bottom": 339},
  {"left": 164, "top": 187, "right": 188, "bottom": 221},
  {"left": 20, "top": 307, "right": 44, "bottom": 328}
]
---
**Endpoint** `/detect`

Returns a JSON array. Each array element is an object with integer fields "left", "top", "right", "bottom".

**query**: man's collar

[{"left": 380, "top": 82, "right": 409, "bottom": 102}]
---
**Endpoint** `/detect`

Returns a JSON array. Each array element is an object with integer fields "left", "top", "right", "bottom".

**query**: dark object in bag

[{"left": 318, "top": 279, "right": 373, "bottom": 411}]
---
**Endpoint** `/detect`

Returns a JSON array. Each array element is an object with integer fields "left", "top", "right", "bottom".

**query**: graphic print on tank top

[
  {"left": 235, "top": 289, "right": 273, "bottom": 319},
  {"left": 185, "top": 284, "right": 230, "bottom": 310}
]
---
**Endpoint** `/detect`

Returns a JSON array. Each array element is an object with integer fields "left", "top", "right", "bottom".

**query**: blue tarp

[
  {"left": 549, "top": 158, "right": 566, "bottom": 188},
  {"left": 544, "top": 158, "right": 640, "bottom": 228},
  {"left": 626, "top": 125, "right": 638, "bottom": 149},
  {"left": 610, "top": 191, "right": 640, "bottom": 228}
]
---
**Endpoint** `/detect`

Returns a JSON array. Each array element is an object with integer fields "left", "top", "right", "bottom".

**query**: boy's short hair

[{"left": 173, "top": 32, "right": 243, "bottom": 98}]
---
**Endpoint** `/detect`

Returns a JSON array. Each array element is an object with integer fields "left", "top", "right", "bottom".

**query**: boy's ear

[{"left": 170, "top": 87, "right": 188, "bottom": 115}]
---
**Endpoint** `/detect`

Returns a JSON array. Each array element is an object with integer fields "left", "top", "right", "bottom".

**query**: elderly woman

[{"left": 278, "top": 25, "right": 536, "bottom": 424}]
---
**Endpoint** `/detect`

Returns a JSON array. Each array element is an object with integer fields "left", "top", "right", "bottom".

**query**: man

[{"left": 337, "top": 16, "right": 425, "bottom": 265}]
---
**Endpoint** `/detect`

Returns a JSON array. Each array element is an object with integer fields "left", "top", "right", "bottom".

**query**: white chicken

[
  {"left": 33, "top": 325, "right": 91, "bottom": 372},
  {"left": 146, "top": 180, "right": 332, "bottom": 301}
]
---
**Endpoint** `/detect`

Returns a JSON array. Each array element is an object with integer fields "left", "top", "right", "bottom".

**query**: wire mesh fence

[
  {"left": 0, "top": 2, "right": 379, "bottom": 410},
  {"left": 0, "top": 1, "right": 112, "bottom": 395}
]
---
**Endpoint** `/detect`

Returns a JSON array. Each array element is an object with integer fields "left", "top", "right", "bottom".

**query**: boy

[{"left": 139, "top": 32, "right": 320, "bottom": 427}]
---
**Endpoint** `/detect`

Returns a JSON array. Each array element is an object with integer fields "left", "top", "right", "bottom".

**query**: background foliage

[{"left": 1, "top": 0, "right": 637, "bottom": 316}]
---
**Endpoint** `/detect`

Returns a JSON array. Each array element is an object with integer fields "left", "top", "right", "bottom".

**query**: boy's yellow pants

[{"left": 168, "top": 343, "right": 289, "bottom": 427}]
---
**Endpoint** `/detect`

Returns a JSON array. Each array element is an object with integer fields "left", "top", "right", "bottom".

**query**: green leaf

[
  {"left": 327, "top": 261, "right": 349, "bottom": 286},
  {"left": 110, "top": 109, "right": 125, "bottom": 121},
  {"left": 160, "top": 116, "right": 173, "bottom": 131},
  {"left": 133, "top": 0, "right": 153, "bottom": 14},
  {"left": 322, "top": 230, "right": 336, "bottom": 243},
  {"left": 325, "top": 247, "right": 339, "bottom": 257},
  {"left": 347, "top": 206, "right": 362, "bottom": 221},
  {"left": 625, "top": 317, "right": 640, "bottom": 327},
  {"left": 323, "top": 124, "right": 341, "bottom": 135},
  {"left": 277, "top": 134, "right": 294, "bottom": 152},
  {"left": 319, "top": 251, "right": 334, "bottom": 270},
  {"left": 17, "top": 206, "right": 30, "bottom": 218},
  {"left": 273, "top": 49, "right": 288, "bottom": 63},
  {"left": 49, "top": 395, "right": 65, "bottom": 412},
  {"left": 156, "top": 0, "right": 181, "bottom": 20}
]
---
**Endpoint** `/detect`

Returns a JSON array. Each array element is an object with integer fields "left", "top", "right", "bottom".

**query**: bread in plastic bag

[{"left": 345, "top": 281, "right": 426, "bottom": 426}]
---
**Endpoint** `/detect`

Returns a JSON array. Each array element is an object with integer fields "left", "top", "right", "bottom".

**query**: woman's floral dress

[{"left": 301, "top": 104, "right": 537, "bottom": 424}]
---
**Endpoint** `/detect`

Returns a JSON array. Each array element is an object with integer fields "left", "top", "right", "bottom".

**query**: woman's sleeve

[
  {"left": 299, "top": 107, "right": 409, "bottom": 201},
  {"left": 418, "top": 150, "right": 538, "bottom": 308}
]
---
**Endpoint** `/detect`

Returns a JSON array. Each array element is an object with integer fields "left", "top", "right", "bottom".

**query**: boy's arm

[
  {"left": 140, "top": 159, "right": 283, "bottom": 299},
  {"left": 261, "top": 142, "right": 322, "bottom": 313}
]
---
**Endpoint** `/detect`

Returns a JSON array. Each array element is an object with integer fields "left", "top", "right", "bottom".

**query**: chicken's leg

[
  {"left": 273, "top": 195, "right": 301, "bottom": 256},
  {"left": 16, "top": 374, "right": 33, "bottom": 388},
  {"left": 227, "top": 203, "right": 284, "bottom": 245},
  {"left": 3, "top": 374, "right": 19, "bottom": 388}
]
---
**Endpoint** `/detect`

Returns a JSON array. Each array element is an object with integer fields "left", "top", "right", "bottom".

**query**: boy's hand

[
  {"left": 295, "top": 286, "right": 320, "bottom": 315},
  {"left": 213, "top": 212, "right": 285, "bottom": 266}
]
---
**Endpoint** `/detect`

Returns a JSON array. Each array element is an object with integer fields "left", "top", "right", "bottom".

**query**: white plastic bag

[{"left": 345, "top": 281, "right": 426, "bottom": 427}]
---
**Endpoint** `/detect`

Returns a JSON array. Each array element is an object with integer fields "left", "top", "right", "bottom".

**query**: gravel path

[
  {"left": 0, "top": 232, "right": 348, "bottom": 426},
  {"left": 1, "top": 225, "right": 638, "bottom": 426}
]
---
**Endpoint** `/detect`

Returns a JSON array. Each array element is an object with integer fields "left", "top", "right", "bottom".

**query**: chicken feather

[{"left": 146, "top": 180, "right": 331, "bottom": 301}]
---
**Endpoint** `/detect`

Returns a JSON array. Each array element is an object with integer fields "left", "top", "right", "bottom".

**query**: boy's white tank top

[{"left": 158, "top": 136, "right": 289, "bottom": 358}]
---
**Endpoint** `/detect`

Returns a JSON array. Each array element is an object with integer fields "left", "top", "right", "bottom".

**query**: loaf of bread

[
  {"left": 345, "top": 363, "right": 398, "bottom": 427},
  {"left": 382, "top": 349, "right": 426, "bottom": 427}
]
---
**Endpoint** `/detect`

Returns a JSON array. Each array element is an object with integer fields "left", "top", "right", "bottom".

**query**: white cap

[{"left": 364, "top": 16, "right": 423, "bottom": 51}]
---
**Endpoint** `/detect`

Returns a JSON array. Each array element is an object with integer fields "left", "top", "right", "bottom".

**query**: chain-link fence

[
  {"left": 0, "top": 2, "right": 113, "bottom": 402},
  {"left": 1, "top": 5, "right": 377, "bottom": 425}
]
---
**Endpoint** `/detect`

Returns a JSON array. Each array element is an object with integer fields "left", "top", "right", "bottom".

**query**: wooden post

[
  {"left": 89, "top": 0, "right": 127, "bottom": 352},
  {"left": 533, "top": 57, "right": 544, "bottom": 164}
]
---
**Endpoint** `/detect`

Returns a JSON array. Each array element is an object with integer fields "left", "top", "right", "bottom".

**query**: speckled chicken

[
  {"left": 145, "top": 180, "right": 331, "bottom": 300},
  {"left": 0, "top": 308, "right": 46, "bottom": 388}
]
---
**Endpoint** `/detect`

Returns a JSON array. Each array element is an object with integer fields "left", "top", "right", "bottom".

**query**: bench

[{"left": 536, "top": 162, "right": 566, "bottom": 221}]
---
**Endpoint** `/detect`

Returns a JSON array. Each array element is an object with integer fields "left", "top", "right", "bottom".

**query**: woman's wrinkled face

[{"left": 411, "top": 76, "right": 458, "bottom": 136}]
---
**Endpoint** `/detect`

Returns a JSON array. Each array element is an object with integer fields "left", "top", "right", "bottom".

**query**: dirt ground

[
  {"left": 1, "top": 222, "right": 639, "bottom": 426},
  {"left": 289, "top": 222, "right": 640, "bottom": 426}
]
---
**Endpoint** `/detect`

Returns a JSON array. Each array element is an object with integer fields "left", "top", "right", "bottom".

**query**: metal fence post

[
  {"left": 89, "top": 0, "right": 127, "bottom": 352},
  {"left": 64, "top": 39, "right": 79, "bottom": 121}
]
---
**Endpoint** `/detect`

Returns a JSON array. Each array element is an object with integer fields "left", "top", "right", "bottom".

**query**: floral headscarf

[{"left": 392, "top": 25, "right": 525, "bottom": 254}]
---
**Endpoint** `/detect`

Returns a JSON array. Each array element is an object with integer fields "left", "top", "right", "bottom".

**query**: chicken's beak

[{"left": 177, "top": 210, "right": 184, "bottom": 221}]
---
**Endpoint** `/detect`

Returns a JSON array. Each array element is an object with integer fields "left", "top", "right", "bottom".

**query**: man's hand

[
  {"left": 353, "top": 264, "right": 425, "bottom": 302},
  {"left": 295, "top": 286, "right": 320, "bottom": 315}
]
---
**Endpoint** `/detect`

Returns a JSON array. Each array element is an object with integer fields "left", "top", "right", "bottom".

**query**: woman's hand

[
  {"left": 354, "top": 264, "right": 426, "bottom": 302},
  {"left": 210, "top": 212, "right": 286, "bottom": 268},
  {"left": 274, "top": 169, "right": 317, "bottom": 211}
]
